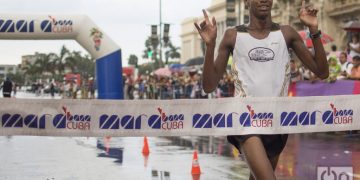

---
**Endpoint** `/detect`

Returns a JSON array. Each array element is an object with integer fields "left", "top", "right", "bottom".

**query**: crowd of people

[
  {"left": 123, "top": 72, "right": 235, "bottom": 100},
  {"left": 2, "top": 35, "right": 360, "bottom": 99},
  {"left": 125, "top": 37, "right": 360, "bottom": 100},
  {"left": 291, "top": 35, "right": 360, "bottom": 84}
]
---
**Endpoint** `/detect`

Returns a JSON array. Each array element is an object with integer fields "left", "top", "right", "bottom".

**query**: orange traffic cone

[
  {"left": 191, "top": 150, "right": 201, "bottom": 175},
  {"left": 142, "top": 136, "right": 150, "bottom": 156}
]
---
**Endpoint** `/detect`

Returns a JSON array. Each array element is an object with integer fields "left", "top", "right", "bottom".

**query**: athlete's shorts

[{"left": 227, "top": 134, "right": 288, "bottom": 158}]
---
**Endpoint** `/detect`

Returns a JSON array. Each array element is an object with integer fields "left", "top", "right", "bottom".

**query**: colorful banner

[
  {"left": 0, "top": 95, "right": 359, "bottom": 137},
  {"left": 289, "top": 80, "right": 360, "bottom": 97}
]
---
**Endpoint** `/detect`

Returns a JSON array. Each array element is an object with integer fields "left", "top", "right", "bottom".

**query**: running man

[{"left": 194, "top": 0, "right": 328, "bottom": 179}]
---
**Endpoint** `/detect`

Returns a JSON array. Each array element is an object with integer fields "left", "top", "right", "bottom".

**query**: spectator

[
  {"left": 353, "top": 55, "right": 360, "bottom": 66},
  {"left": 338, "top": 52, "right": 353, "bottom": 79},
  {"left": 350, "top": 56, "right": 360, "bottom": 79},
  {"left": 290, "top": 60, "right": 302, "bottom": 83},
  {"left": 327, "top": 44, "right": 340, "bottom": 60},
  {"left": 50, "top": 81, "right": 56, "bottom": 98},
  {"left": 350, "top": 64, "right": 360, "bottom": 79},
  {"left": 0, "top": 77, "right": 13, "bottom": 98},
  {"left": 348, "top": 34, "right": 360, "bottom": 59},
  {"left": 126, "top": 75, "right": 134, "bottom": 99},
  {"left": 327, "top": 57, "right": 341, "bottom": 83}
]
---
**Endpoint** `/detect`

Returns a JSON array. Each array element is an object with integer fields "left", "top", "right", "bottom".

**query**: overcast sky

[{"left": 0, "top": 0, "right": 212, "bottom": 66}]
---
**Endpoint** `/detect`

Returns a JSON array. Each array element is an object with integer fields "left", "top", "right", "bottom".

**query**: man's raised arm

[{"left": 194, "top": 10, "right": 235, "bottom": 93}]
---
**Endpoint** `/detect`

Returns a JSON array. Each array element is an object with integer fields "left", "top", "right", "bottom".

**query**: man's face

[
  {"left": 246, "top": 0, "right": 273, "bottom": 19},
  {"left": 339, "top": 54, "right": 347, "bottom": 64}
]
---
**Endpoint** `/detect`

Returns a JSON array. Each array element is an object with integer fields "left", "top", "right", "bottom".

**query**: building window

[{"left": 244, "top": 15, "right": 249, "bottom": 24}]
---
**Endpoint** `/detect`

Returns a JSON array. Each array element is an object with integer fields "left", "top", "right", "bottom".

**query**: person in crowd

[
  {"left": 350, "top": 56, "right": 360, "bottom": 79},
  {"left": 50, "top": 80, "right": 56, "bottom": 98},
  {"left": 290, "top": 60, "right": 302, "bottom": 83},
  {"left": 126, "top": 75, "right": 134, "bottom": 99},
  {"left": 327, "top": 44, "right": 340, "bottom": 60},
  {"left": 327, "top": 57, "right": 341, "bottom": 83},
  {"left": 338, "top": 52, "right": 353, "bottom": 79},
  {"left": 348, "top": 34, "right": 360, "bottom": 59},
  {"left": 0, "top": 77, "right": 13, "bottom": 98}
]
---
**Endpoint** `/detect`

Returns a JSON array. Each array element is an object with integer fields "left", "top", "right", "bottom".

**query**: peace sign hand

[
  {"left": 299, "top": 0, "right": 318, "bottom": 29},
  {"left": 194, "top": 9, "right": 217, "bottom": 46}
]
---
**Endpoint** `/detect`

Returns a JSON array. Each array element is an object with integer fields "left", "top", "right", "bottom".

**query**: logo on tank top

[{"left": 248, "top": 47, "right": 275, "bottom": 62}]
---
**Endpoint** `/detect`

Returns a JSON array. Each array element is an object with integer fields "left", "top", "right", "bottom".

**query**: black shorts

[{"left": 227, "top": 134, "right": 288, "bottom": 158}]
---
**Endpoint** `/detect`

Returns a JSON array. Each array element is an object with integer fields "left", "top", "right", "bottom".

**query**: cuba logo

[
  {"left": 53, "top": 106, "right": 90, "bottom": 130},
  {"left": 239, "top": 105, "right": 273, "bottom": 127},
  {"left": 322, "top": 103, "right": 353, "bottom": 125},
  {"left": 192, "top": 111, "right": 234, "bottom": 129},
  {"left": 148, "top": 107, "right": 184, "bottom": 130},
  {"left": 281, "top": 111, "right": 317, "bottom": 126},
  {"left": 41, "top": 15, "right": 73, "bottom": 33},
  {"left": 0, "top": 19, "right": 35, "bottom": 33},
  {"left": 99, "top": 113, "right": 143, "bottom": 130},
  {"left": 1, "top": 113, "right": 46, "bottom": 129}
]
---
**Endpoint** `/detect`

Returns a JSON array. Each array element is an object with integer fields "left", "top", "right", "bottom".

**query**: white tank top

[{"left": 231, "top": 24, "right": 291, "bottom": 97}]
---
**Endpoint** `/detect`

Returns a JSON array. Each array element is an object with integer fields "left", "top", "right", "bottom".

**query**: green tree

[
  {"left": 53, "top": 45, "right": 70, "bottom": 75},
  {"left": 34, "top": 53, "right": 57, "bottom": 78},
  {"left": 164, "top": 41, "right": 181, "bottom": 64},
  {"left": 6, "top": 72, "right": 25, "bottom": 85},
  {"left": 137, "top": 62, "right": 156, "bottom": 75},
  {"left": 22, "top": 61, "right": 41, "bottom": 83},
  {"left": 128, "top": 54, "right": 138, "bottom": 67}
]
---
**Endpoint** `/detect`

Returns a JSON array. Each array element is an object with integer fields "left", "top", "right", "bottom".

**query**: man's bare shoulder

[
  {"left": 280, "top": 25, "right": 298, "bottom": 38},
  {"left": 280, "top": 25, "right": 300, "bottom": 46},
  {"left": 222, "top": 27, "right": 237, "bottom": 48}
]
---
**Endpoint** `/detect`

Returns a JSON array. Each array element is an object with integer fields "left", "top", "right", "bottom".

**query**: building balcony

[{"left": 325, "top": 0, "right": 360, "bottom": 17}]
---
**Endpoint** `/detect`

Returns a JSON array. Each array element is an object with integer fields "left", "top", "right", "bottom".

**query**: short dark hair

[
  {"left": 353, "top": 56, "right": 360, "bottom": 61},
  {"left": 340, "top": 52, "right": 347, "bottom": 58},
  {"left": 331, "top": 45, "right": 337, "bottom": 51}
]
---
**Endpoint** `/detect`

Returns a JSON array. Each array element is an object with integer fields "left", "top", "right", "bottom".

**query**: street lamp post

[{"left": 159, "top": 0, "right": 163, "bottom": 65}]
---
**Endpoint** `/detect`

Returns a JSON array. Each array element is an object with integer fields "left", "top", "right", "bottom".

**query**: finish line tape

[{"left": 0, "top": 95, "right": 359, "bottom": 137}]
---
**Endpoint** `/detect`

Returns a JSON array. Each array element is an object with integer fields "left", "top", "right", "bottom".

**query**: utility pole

[{"left": 159, "top": 0, "right": 163, "bottom": 65}]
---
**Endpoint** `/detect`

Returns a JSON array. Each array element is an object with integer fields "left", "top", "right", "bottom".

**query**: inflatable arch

[{"left": 0, "top": 14, "right": 123, "bottom": 99}]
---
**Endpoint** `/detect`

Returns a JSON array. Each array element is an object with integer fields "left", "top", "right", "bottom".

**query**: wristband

[{"left": 310, "top": 30, "right": 322, "bottom": 39}]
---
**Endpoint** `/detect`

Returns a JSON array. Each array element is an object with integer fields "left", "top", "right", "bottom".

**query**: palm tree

[
  {"left": 164, "top": 41, "right": 181, "bottom": 64},
  {"left": 22, "top": 61, "right": 40, "bottom": 83},
  {"left": 34, "top": 53, "right": 57, "bottom": 78},
  {"left": 128, "top": 54, "right": 138, "bottom": 67},
  {"left": 63, "top": 50, "right": 95, "bottom": 82},
  {"left": 53, "top": 45, "right": 70, "bottom": 75}
]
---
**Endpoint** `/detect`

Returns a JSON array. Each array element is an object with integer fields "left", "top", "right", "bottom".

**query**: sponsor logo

[
  {"left": 148, "top": 107, "right": 184, "bottom": 130},
  {"left": 281, "top": 111, "right": 317, "bottom": 126},
  {"left": 0, "top": 19, "right": 35, "bottom": 33},
  {"left": 52, "top": 106, "right": 91, "bottom": 130},
  {"left": 192, "top": 112, "right": 234, "bottom": 129},
  {"left": 1, "top": 113, "right": 46, "bottom": 129},
  {"left": 239, "top": 105, "right": 273, "bottom": 127},
  {"left": 99, "top": 114, "right": 143, "bottom": 130},
  {"left": 40, "top": 15, "right": 73, "bottom": 33},
  {"left": 248, "top": 47, "right": 275, "bottom": 62},
  {"left": 317, "top": 166, "right": 353, "bottom": 180},
  {"left": 322, "top": 103, "right": 353, "bottom": 125}
]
